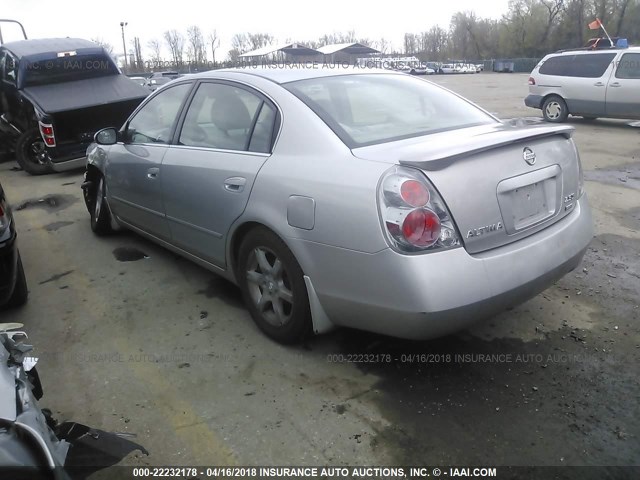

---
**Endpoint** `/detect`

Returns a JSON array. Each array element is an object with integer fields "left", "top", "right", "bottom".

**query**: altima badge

[{"left": 523, "top": 147, "right": 536, "bottom": 165}]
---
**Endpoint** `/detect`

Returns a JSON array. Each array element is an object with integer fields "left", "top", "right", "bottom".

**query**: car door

[
  {"left": 558, "top": 53, "right": 616, "bottom": 116},
  {"left": 106, "top": 82, "right": 193, "bottom": 240},
  {"left": 606, "top": 52, "right": 640, "bottom": 118},
  {"left": 0, "top": 49, "right": 20, "bottom": 120},
  {"left": 160, "top": 81, "right": 278, "bottom": 267}
]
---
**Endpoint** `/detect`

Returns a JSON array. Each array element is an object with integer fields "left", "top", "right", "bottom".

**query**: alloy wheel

[{"left": 245, "top": 246, "right": 294, "bottom": 327}]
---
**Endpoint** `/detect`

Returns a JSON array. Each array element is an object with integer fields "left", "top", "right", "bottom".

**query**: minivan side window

[
  {"left": 615, "top": 53, "right": 640, "bottom": 79},
  {"left": 539, "top": 53, "right": 616, "bottom": 78}
]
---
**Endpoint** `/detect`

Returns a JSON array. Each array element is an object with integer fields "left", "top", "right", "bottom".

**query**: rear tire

[
  {"left": 7, "top": 252, "right": 28, "bottom": 308},
  {"left": 542, "top": 96, "right": 569, "bottom": 123},
  {"left": 237, "top": 228, "right": 312, "bottom": 344},
  {"left": 16, "top": 127, "right": 53, "bottom": 176},
  {"left": 90, "top": 175, "right": 113, "bottom": 235}
]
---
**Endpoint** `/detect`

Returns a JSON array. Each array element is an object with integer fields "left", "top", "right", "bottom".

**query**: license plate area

[{"left": 497, "top": 165, "right": 562, "bottom": 234}]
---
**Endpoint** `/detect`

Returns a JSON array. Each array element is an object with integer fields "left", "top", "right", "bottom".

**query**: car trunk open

[{"left": 353, "top": 121, "right": 581, "bottom": 254}]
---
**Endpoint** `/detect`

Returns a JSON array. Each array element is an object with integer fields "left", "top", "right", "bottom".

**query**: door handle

[
  {"left": 224, "top": 176, "right": 247, "bottom": 193},
  {"left": 594, "top": 82, "right": 605, "bottom": 87},
  {"left": 147, "top": 167, "right": 159, "bottom": 179},
  {"left": 609, "top": 82, "right": 621, "bottom": 88}
]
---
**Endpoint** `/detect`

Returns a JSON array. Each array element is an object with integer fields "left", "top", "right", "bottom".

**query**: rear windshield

[
  {"left": 22, "top": 54, "right": 119, "bottom": 87},
  {"left": 284, "top": 74, "right": 495, "bottom": 147}
]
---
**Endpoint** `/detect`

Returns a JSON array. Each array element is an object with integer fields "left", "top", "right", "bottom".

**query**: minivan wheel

[
  {"left": 542, "top": 96, "right": 568, "bottom": 123},
  {"left": 238, "top": 228, "right": 312, "bottom": 344},
  {"left": 90, "top": 175, "right": 113, "bottom": 235},
  {"left": 16, "top": 128, "right": 53, "bottom": 176}
]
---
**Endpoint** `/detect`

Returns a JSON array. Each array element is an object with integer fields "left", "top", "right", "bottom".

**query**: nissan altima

[{"left": 83, "top": 67, "right": 593, "bottom": 343}]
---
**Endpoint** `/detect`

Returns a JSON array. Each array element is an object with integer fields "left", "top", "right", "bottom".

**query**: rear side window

[
  {"left": 615, "top": 53, "right": 640, "bottom": 79},
  {"left": 539, "top": 53, "right": 615, "bottom": 78}
]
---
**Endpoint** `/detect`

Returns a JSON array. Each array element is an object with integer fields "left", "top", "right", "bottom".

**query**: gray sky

[{"left": 2, "top": 0, "right": 510, "bottom": 59}]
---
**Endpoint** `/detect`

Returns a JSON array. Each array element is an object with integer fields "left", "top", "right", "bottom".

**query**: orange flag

[{"left": 588, "top": 18, "right": 602, "bottom": 30}]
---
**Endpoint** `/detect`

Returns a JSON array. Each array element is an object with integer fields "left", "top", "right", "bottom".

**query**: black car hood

[{"left": 21, "top": 75, "right": 149, "bottom": 114}]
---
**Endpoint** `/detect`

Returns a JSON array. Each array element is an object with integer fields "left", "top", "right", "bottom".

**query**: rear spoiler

[
  {"left": 400, "top": 120, "right": 574, "bottom": 171},
  {"left": 0, "top": 19, "right": 27, "bottom": 44}
]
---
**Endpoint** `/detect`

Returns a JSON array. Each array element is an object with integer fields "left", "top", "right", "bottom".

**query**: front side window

[
  {"left": 127, "top": 83, "right": 192, "bottom": 144},
  {"left": 179, "top": 83, "right": 265, "bottom": 151},
  {"left": 285, "top": 74, "right": 495, "bottom": 148},
  {"left": 615, "top": 53, "right": 640, "bottom": 79}
]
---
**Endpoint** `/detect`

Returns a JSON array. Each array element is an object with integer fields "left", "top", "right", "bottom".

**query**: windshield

[
  {"left": 284, "top": 74, "right": 495, "bottom": 147},
  {"left": 23, "top": 54, "right": 119, "bottom": 87}
]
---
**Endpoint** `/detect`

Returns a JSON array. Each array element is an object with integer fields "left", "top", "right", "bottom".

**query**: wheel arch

[
  {"left": 542, "top": 93, "right": 569, "bottom": 111},
  {"left": 227, "top": 219, "right": 335, "bottom": 336}
]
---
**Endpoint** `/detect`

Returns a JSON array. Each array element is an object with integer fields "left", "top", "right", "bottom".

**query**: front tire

[
  {"left": 90, "top": 175, "right": 113, "bottom": 235},
  {"left": 16, "top": 127, "right": 53, "bottom": 175},
  {"left": 238, "top": 228, "right": 312, "bottom": 344},
  {"left": 542, "top": 96, "right": 569, "bottom": 123},
  {"left": 7, "top": 252, "right": 28, "bottom": 308}
]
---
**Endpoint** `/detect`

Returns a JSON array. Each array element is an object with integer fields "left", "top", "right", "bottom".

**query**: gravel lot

[{"left": 0, "top": 72, "right": 638, "bottom": 475}]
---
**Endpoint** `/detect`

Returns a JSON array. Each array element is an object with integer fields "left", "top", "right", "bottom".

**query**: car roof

[
  {"left": 188, "top": 66, "right": 401, "bottom": 84},
  {"left": 1, "top": 38, "right": 101, "bottom": 58},
  {"left": 548, "top": 46, "right": 640, "bottom": 56}
]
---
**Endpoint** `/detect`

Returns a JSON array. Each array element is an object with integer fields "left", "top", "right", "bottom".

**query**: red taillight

[
  {"left": 379, "top": 166, "right": 460, "bottom": 253},
  {"left": 38, "top": 121, "right": 56, "bottom": 147},
  {"left": 528, "top": 76, "right": 536, "bottom": 85},
  {"left": 400, "top": 180, "right": 430, "bottom": 207},
  {"left": 402, "top": 209, "right": 441, "bottom": 247}
]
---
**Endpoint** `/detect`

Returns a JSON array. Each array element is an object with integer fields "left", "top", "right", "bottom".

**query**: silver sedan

[{"left": 84, "top": 67, "right": 593, "bottom": 343}]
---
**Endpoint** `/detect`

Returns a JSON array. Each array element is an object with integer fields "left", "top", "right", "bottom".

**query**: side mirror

[{"left": 95, "top": 128, "right": 118, "bottom": 145}]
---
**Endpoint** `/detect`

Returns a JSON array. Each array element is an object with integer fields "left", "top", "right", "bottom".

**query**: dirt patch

[
  {"left": 196, "top": 276, "right": 244, "bottom": 308},
  {"left": 44, "top": 221, "right": 74, "bottom": 232},
  {"left": 15, "top": 194, "right": 78, "bottom": 212},
  {"left": 585, "top": 162, "right": 640, "bottom": 191},
  {"left": 113, "top": 247, "right": 149, "bottom": 262}
]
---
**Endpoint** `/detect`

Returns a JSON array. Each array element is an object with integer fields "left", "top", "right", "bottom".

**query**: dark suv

[
  {"left": 0, "top": 37, "right": 149, "bottom": 175},
  {"left": 0, "top": 179, "right": 27, "bottom": 309}
]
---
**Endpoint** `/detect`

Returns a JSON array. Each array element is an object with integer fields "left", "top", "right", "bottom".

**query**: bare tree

[
  {"left": 186, "top": 25, "right": 207, "bottom": 66},
  {"left": 147, "top": 38, "right": 163, "bottom": 63},
  {"left": 208, "top": 29, "right": 220, "bottom": 65},
  {"left": 131, "top": 37, "right": 144, "bottom": 70},
  {"left": 164, "top": 30, "right": 185, "bottom": 66},
  {"left": 91, "top": 37, "right": 114, "bottom": 55}
]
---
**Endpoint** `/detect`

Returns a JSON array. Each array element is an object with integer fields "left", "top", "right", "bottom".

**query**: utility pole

[{"left": 120, "top": 21, "right": 128, "bottom": 70}]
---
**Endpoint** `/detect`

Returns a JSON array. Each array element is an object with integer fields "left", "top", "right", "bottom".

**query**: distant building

[{"left": 238, "top": 42, "right": 380, "bottom": 65}]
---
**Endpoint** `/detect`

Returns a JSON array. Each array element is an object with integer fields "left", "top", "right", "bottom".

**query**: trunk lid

[{"left": 353, "top": 120, "right": 582, "bottom": 254}]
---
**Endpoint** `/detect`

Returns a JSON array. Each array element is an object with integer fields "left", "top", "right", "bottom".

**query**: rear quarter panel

[{"left": 228, "top": 75, "right": 391, "bottom": 275}]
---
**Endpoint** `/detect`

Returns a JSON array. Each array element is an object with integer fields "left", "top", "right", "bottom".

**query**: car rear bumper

[
  {"left": 525, "top": 94, "right": 543, "bottom": 109},
  {"left": 0, "top": 231, "right": 18, "bottom": 306},
  {"left": 295, "top": 195, "right": 593, "bottom": 339}
]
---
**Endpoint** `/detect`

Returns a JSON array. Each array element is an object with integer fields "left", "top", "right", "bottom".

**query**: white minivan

[{"left": 525, "top": 46, "right": 640, "bottom": 122}]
